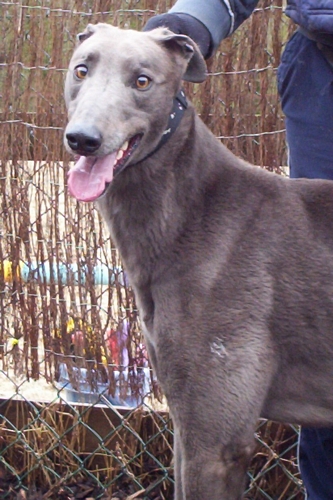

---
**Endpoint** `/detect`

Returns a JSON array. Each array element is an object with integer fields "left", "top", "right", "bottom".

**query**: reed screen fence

[{"left": 0, "top": 1, "right": 305, "bottom": 498}]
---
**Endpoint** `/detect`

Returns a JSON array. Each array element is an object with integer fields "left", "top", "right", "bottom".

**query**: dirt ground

[{"left": 0, "top": 371, "right": 57, "bottom": 402}]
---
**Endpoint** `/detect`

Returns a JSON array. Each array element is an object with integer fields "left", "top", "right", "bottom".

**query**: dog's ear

[
  {"left": 155, "top": 30, "right": 207, "bottom": 83},
  {"left": 77, "top": 24, "right": 96, "bottom": 44}
]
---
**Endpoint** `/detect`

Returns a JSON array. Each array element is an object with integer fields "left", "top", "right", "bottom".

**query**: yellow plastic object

[{"left": 1, "top": 260, "right": 24, "bottom": 282}]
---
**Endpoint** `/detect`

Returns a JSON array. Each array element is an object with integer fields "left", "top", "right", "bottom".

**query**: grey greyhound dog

[{"left": 64, "top": 23, "right": 333, "bottom": 500}]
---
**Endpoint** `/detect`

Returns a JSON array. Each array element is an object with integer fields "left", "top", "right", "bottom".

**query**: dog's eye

[
  {"left": 135, "top": 75, "right": 152, "bottom": 90},
  {"left": 74, "top": 65, "right": 88, "bottom": 80}
]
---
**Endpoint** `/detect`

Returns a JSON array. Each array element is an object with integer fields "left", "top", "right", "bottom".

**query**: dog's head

[
  {"left": 64, "top": 23, "right": 207, "bottom": 202},
  {"left": 74, "top": 22, "right": 207, "bottom": 83}
]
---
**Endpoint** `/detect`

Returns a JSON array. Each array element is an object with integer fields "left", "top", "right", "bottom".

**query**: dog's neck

[{"left": 97, "top": 106, "right": 225, "bottom": 289}]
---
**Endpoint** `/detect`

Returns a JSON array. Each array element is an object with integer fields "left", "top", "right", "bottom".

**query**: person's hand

[{"left": 143, "top": 13, "right": 211, "bottom": 59}]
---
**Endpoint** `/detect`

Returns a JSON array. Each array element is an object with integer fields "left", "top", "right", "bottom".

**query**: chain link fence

[{"left": 0, "top": 0, "right": 305, "bottom": 498}]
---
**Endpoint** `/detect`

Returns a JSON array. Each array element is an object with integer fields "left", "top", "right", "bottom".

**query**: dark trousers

[{"left": 277, "top": 31, "right": 333, "bottom": 499}]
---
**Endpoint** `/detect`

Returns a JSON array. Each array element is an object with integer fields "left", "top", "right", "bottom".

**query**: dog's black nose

[{"left": 66, "top": 125, "right": 102, "bottom": 154}]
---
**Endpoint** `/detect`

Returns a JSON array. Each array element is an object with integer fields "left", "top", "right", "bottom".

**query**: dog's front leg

[
  {"left": 165, "top": 365, "right": 266, "bottom": 498},
  {"left": 173, "top": 425, "right": 184, "bottom": 500},
  {"left": 178, "top": 435, "right": 254, "bottom": 500}
]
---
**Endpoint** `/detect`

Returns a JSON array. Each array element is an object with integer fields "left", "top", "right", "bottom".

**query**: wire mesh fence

[{"left": 0, "top": 0, "right": 305, "bottom": 498}]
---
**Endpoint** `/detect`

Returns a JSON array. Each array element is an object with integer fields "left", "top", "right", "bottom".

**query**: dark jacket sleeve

[{"left": 169, "top": 0, "right": 260, "bottom": 52}]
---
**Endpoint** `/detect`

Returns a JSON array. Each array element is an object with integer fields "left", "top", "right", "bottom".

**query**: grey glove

[{"left": 143, "top": 13, "right": 212, "bottom": 59}]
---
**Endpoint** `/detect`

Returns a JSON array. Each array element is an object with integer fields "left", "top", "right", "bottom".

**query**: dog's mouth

[{"left": 67, "top": 134, "right": 141, "bottom": 202}]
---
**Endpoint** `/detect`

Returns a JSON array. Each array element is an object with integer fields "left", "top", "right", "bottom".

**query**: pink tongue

[{"left": 68, "top": 153, "right": 117, "bottom": 202}]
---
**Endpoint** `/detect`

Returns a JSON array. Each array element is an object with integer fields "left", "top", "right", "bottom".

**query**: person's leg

[
  {"left": 278, "top": 31, "right": 333, "bottom": 179},
  {"left": 298, "top": 428, "right": 333, "bottom": 499},
  {"left": 277, "top": 31, "right": 333, "bottom": 499}
]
